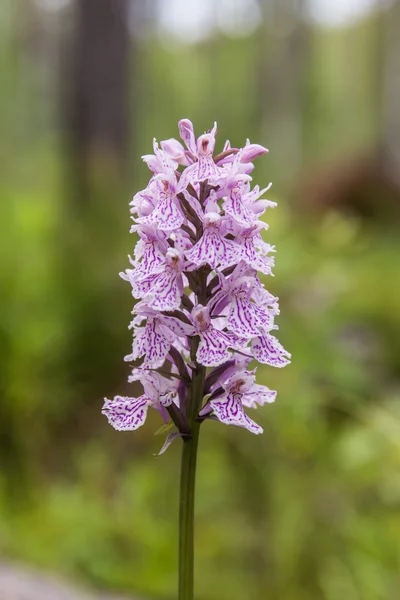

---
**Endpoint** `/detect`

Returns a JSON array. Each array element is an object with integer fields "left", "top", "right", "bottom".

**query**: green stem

[
  {"left": 178, "top": 365, "right": 204, "bottom": 600},
  {"left": 179, "top": 420, "right": 200, "bottom": 599}
]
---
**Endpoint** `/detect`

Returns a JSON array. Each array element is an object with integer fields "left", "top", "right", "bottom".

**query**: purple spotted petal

[
  {"left": 127, "top": 269, "right": 163, "bottom": 299},
  {"left": 125, "top": 270, "right": 156, "bottom": 298},
  {"left": 251, "top": 334, "right": 291, "bottom": 367},
  {"left": 144, "top": 268, "right": 183, "bottom": 311},
  {"left": 224, "top": 331, "right": 249, "bottom": 351},
  {"left": 210, "top": 392, "right": 263, "bottom": 434},
  {"left": 242, "top": 385, "right": 277, "bottom": 408},
  {"left": 141, "top": 371, "right": 179, "bottom": 400},
  {"left": 131, "top": 238, "right": 167, "bottom": 280},
  {"left": 197, "top": 154, "right": 220, "bottom": 181},
  {"left": 185, "top": 216, "right": 243, "bottom": 269},
  {"left": 177, "top": 132, "right": 221, "bottom": 188},
  {"left": 197, "top": 328, "right": 233, "bottom": 367},
  {"left": 102, "top": 395, "right": 151, "bottom": 431},
  {"left": 240, "top": 236, "right": 275, "bottom": 275},
  {"left": 223, "top": 187, "right": 254, "bottom": 226},
  {"left": 124, "top": 318, "right": 171, "bottom": 368},
  {"left": 170, "top": 230, "right": 193, "bottom": 253},
  {"left": 178, "top": 158, "right": 221, "bottom": 189},
  {"left": 142, "top": 181, "right": 184, "bottom": 231},
  {"left": 162, "top": 315, "right": 194, "bottom": 337},
  {"left": 228, "top": 288, "right": 274, "bottom": 337}
]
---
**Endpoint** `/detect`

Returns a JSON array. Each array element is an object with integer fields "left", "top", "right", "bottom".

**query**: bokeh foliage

[{"left": 0, "top": 2, "right": 400, "bottom": 599}]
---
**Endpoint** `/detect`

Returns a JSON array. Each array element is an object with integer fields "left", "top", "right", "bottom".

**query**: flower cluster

[{"left": 103, "top": 119, "right": 290, "bottom": 438}]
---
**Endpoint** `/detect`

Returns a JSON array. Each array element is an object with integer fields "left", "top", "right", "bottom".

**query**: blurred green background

[{"left": 1, "top": 1, "right": 400, "bottom": 599}]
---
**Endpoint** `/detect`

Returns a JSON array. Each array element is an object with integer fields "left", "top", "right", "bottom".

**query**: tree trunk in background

[
  {"left": 68, "top": 0, "right": 130, "bottom": 205},
  {"left": 55, "top": 0, "right": 133, "bottom": 440},
  {"left": 381, "top": 0, "right": 400, "bottom": 183},
  {"left": 257, "top": 0, "right": 309, "bottom": 186}
]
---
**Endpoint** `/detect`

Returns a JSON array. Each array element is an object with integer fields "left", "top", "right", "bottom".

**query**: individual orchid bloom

[
  {"left": 222, "top": 146, "right": 255, "bottom": 178},
  {"left": 209, "top": 261, "right": 257, "bottom": 315},
  {"left": 223, "top": 181, "right": 276, "bottom": 226},
  {"left": 141, "top": 138, "right": 178, "bottom": 174},
  {"left": 237, "top": 225, "right": 276, "bottom": 275},
  {"left": 129, "top": 368, "right": 180, "bottom": 403},
  {"left": 102, "top": 372, "right": 177, "bottom": 432},
  {"left": 202, "top": 354, "right": 256, "bottom": 402},
  {"left": 185, "top": 212, "right": 243, "bottom": 270},
  {"left": 223, "top": 182, "right": 256, "bottom": 226},
  {"left": 124, "top": 309, "right": 191, "bottom": 369},
  {"left": 191, "top": 304, "right": 246, "bottom": 367},
  {"left": 193, "top": 132, "right": 220, "bottom": 181},
  {"left": 142, "top": 248, "right": 185, "bottom": 311},
  {"left": 208, "top": 372, "right": 265, "bottom": 434},
  {"left": 124, "top": 247, "right": 185, "bottom": 311},
  {"left": 210, "top": 264, "right": 277, "bottom": 337},
  {"left": 130, "top": 181, "right": 157, "bottom": 218},
  {"left": 244, "top": 183, "right": 277, "bottom": 217},
  {"left": 124, "top": 315, "right": 172, "bottom": 368},
  {"left": 251, "top": 283, "right": 280, "bottom": 318},
  {"left": 227, "top": 280, "right": 276, "bottom": 338},
  {"left": 128, "top": 225, "right": 168, "bottom": 281},
  {"left": 141, "top": 175, "right": 184, "bottom": 231},
  {"left": 177, "top": 121, "right": 225, "bottom": 188}
]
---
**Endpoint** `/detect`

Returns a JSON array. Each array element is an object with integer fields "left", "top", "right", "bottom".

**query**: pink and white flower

[
  {"left": 102, "top": 372, "right": 178, "bottom": 431},
  {"left": 104, "top": 119, "right": 290, "bottom": 438}
]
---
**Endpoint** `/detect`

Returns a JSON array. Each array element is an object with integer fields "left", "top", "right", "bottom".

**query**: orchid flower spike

[{"left": 103, "top": 119, "right": 290, "bottom": 440}]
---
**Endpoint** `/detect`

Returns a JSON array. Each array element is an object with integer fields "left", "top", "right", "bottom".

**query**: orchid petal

[
  {"left": 185, "top": 214, "right": 243, "bottom": 269},
  {"left": 197, "top": 329, "right": 232, "bottom": 367},
  {"left": 178, "top": 119, "right": 197, "bottom": 154},
  {"left": 210, "top": 392, "right": 263, "bottom": 434},
  {"left": 242, "top": 385, "right": 277, "bottom": 408},
  {"left": 240, "top": 143, "right": 268, "bottom": 163},
  {"left": 102, "top": 395, "right": 151, "bottom": 431},
  {"left": 124, "top": 319, "right": 171, "bottom": 368},
  {"left": 161, "top": 138, "right": 189, "bottom": 165},
  {"left": 144, "top": 269, "right": 182, "bottom": 311},
  {"left": 228, "top": 289, "right": 274, "bottom": 337},
  {"left": 251, "top": 334, "right": 291, "bottom": 367}
]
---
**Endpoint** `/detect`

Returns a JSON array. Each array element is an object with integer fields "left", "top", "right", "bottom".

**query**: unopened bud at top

[{"left": 240, "top": 143, "right": 268, "bottom": 163}]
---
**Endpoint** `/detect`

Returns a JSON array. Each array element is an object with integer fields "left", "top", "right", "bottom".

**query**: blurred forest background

[{"left": 1, "top": 1, "right": 400, "bottom": 599}]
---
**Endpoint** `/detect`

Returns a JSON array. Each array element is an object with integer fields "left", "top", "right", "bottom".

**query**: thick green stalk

[
  {"left": 178, "top": 363, "right": 205, "bottom": 600},
  {"left": 178, "top": 420, "right": 200, "bottom": 599}
]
